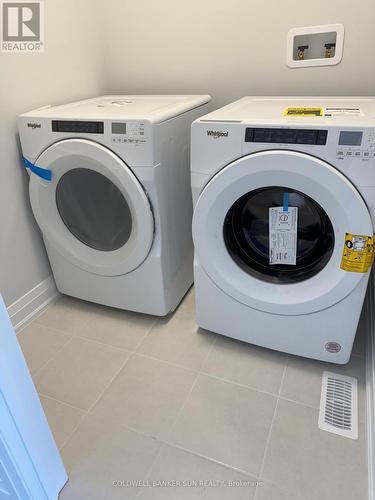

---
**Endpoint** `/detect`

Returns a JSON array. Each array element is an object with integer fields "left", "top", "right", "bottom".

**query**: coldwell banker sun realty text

[{"left": 1, "top": 1, "right": 44, "bottom": 52}]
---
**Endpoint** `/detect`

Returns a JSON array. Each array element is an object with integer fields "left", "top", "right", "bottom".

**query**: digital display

[
  {"left": 339, "top": 131, "right": 363, "bottom": 146},
  {"left": 52, "top": 121, "right": 104, "bottom": 134},
  {"left": 112, "top": 122, "right": 127, "bottom": 134},
  {"left": 245, "top": 128, "right": 328, "bottom": 145}
]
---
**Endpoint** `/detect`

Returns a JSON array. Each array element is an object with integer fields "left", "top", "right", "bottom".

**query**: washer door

[
  {"left": 29, "top": 139, "right": 154, "bottom": 276},
  {"left": 192, "top": 150, "right": 373, "bottom": 315}
]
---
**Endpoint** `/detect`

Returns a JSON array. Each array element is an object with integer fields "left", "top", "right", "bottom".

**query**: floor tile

[
  {"left": 60, "top": 414, "right": 160, "bottom": 500},
  {"left": 35, "top": 295, "right": 99, "bottom": 336},
  {"left": 261, "top": 399, "right": 367, "bottom": 500},
  {"left": 138, "top": 445, "right": 257, "bottom": 500},
  {"left": 255, "top": 481, "right": 309, "bottom": 500},
  {"left": 91, "top": 354, "right": 196, "bottom": 439},
  {"left": 18, "top": 287, "right": 369, "bottom": 499},
  {"left": 18, "top": 323, "right": 71, "bottom": 374},
  {"left": 202, "top": 336, "right": 286, "bottom": 395},
  {"left": 34, "top": 337, "right": 129, "bottom": 410},
  {"left": 167, "top": 374, "right": 277, "bottom": 476},
  {"left": 79, "top": 305, "right": 157, "bottom": 351},
  {"left": 39, "top": 395, "right": 85, "bottom": 449},
  {"left": 204, "top": 473, "right": 257, "bottom": 500},
  {"left": 137, "top": 312, "right": 214, "bottom": 371},
  {"left": 173, "top": 287, "right": 195, "bottom": 318},
  {"left": 280, "top": 354, "right": 366, "bottom": 421}
]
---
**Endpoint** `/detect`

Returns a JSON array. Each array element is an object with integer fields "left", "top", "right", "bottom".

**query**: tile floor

[{"left": 17, "top": 288, "right": 368, "bottom": 500}]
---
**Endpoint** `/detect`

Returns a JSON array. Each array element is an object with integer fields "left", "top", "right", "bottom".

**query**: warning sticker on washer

[
  {"left": 284, "top": 107, "right": 323, "bottom": 117},
  {"left": 269, "top": 206, "right": 298, "bottom": 265},
  {"left": 340, "top": 233, "right": 375, "bottom": 273}
]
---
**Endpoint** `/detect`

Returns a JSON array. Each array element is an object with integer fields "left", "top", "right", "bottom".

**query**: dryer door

[
  {"left": 193, "top": 150, "right": 373, "bottom": 315},
  {"left": 29, "top": 139, "right": 154, "bottom": 276}
]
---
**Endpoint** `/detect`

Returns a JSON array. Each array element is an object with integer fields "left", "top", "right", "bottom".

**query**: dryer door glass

[
  {"left": 223, "top": 186, "right": 335, "bottom": 284},
  {"left": 56, "top": 168, "right": 132, "bottom": 251}
]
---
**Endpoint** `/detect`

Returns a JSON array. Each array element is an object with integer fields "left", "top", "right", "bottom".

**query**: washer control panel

[
  {"left": 336, "top": 129, "right": 375, "bottom": 160},
  {"left": 111, "top": 121, "right": 146, "bottom": 145}
]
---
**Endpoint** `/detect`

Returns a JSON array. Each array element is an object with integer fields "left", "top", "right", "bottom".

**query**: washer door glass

[
  {"left": 224, "top": 186, "right": 335, "bottom": 284},
  {"left": 56, "top": 168, "right": 132, "bottom": 252},
  {"left": 29, "top": 139, "right": 154, "bottom": 277}
]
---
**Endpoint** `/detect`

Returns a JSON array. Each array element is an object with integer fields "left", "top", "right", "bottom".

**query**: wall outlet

[{"left": 287, "top": 24, "right": 344, "bottom": 68}]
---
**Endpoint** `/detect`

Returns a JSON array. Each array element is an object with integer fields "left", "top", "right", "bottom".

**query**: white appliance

[
  {"left": 18, "top": 95, "right": 210, "bottom": 316},
  {"left": 191, "top": 97, "right": 375, "bottom": 363}
]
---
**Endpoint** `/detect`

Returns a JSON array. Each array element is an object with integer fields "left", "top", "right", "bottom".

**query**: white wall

[
  {"left": 0, "top": 0, "right": 104, "bottom": 306},
  {"left": 102, "top": 0, "right": 375, "bottom": 107}
]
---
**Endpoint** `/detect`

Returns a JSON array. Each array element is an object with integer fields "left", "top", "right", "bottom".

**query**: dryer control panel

[{"left": 111, "top": 121, "right": 146, "bottom": 145}]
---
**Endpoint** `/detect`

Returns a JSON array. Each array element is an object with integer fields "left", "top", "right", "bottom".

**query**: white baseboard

[
  {"left": 7, "top": 276, "right": 59, "bottom": 332},
  {"left": 366, "top": 273, "right": 375, "bottom": 500}
]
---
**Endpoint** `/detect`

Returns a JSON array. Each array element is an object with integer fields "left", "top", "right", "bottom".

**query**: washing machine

[
  {"left": 191, "top": 97, "right": 375, "bottom": 363},
  {"left": 18, "top": 95, "right": 211, "bottom": 316}
]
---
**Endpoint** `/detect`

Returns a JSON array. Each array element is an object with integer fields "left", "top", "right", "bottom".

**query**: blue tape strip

[
  {"left": 283, "top": 192, "right": 289, "bottom": 212},
  {"left": 23, "top": 157, "right": 52, "bottom": 181}
]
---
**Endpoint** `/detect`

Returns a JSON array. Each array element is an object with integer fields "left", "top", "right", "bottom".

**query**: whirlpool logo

[
  {"left": 27, "top": 122, "right": 41, "bottom": 129},
  {"left": 207, "top": 130, "right": 229, "bottom": 139}
]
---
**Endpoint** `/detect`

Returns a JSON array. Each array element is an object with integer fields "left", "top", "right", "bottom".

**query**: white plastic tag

[{"left": 269, "top": 207, "right": 298, "bottom": 265}]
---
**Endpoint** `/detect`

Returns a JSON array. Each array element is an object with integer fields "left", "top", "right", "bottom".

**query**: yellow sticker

[
  {"left": 340, "top": 233, "right": 375, "bottom": 273},
  {"left": 284, "top": 107, "right": 323, "bottom": 117}
]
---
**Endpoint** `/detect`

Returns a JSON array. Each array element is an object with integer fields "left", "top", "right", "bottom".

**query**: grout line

[
  {"left": 131, "top": 351, "right": 200, "bottom": 375},
  {"left": 38, "top": 392, "right": 88, "bottom": 414},
  {"left": 133, "top": 442, "right": 166, "bottom": 500},
  {"left": 165, "top": 371, "right": 200, "bottom": 436},
  {"left": 58, "top": 354, "right": 135, "bottom": 456},
  {"left": 159, "top": 335, "right": 218, "bottom": 443},
  {"left": 62, "top": 405, "right": 261, "bottom": 485},
  {"left": 34, "top": 317, "right": 92, "bottom": 337},
  {"left": 29, "top": 334, "right": 76, "bottom": 380},
  {"left": 120, "top": 340, "right": 285, "bottom": 400},
  {"left": 277, "top": 395, "right": 318, "bottom": 412},
  {"left": 18, "top": 321, "right": 75, "bottom": 340},
  {"left": 89, "top": 412, "right": 260, "bottom": 483},
  {"left": 256, "top": 357, "right": 288, "bottom": 490},
  {"left": 86, "top": 352, "right": 132, "bottom": 414},
  {"left": 38, "top": 391, "right": 89, "bottom": 452},
  {"left": 38, "top": 392, "right": 89, "bottom": 451},
  {"left": 157, "top": 438, "right": 259, "bottom": 479},
  {"left": 33, "top": 298, "right": 101, "bottom": 337},
  {"left": 278, "top": 355, "right": 289, "bottom": 395},
  {"left": 58, "top": 410, "right": 93, "bottom": 459},
  {"left": 74, "top": 334, "right": 135, "bottom": 354},
  {"left": 57, "top": 411, "right": 87, "bottom": 452},
  {"left": 133, "top": 319, "right": 160, "bottom": 351},
  {"left": 131, "top": 303, "right": 196, "bottom": 500},
  {"left": 129, "top": 337, "right": 224, "bottom": 498},
  {"left": 198, "top": 372, "right": 281, "bottom": 399}
]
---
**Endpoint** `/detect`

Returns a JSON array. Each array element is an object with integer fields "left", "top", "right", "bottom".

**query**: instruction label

[
  {"left": 284, "top": 107, "right": 323, "bottom": 117},
  {"left": 269, "top": 207, "right": 298, "bottom": 265},
  {"left": 340, "top": 233, "right": 375, "bottom": 273},
  {"left": 324, "top": 107, "right": 363, "bottom": 117}
]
